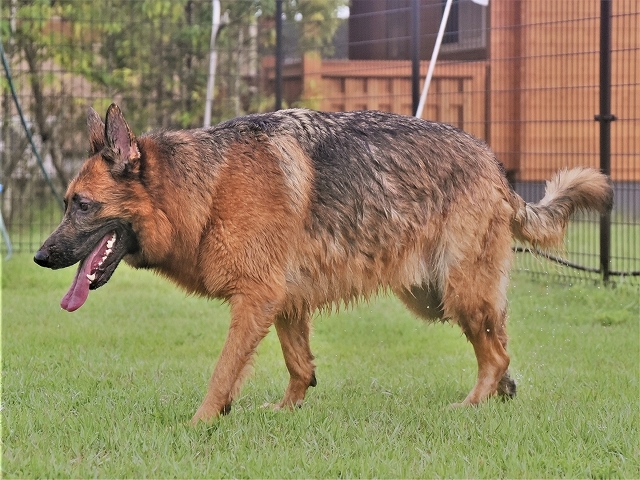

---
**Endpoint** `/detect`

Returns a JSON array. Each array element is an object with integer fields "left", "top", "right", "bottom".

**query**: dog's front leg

[{"left": 191, "top": 293, "right": 275, "bottom": 424}]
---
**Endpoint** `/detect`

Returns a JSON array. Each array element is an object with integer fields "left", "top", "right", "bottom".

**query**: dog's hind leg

[
  {"left": 272, "top": 309, "right": 317, "bottom": 409},
  {"left": 191, "top": 293, "right": 276, "bottom": 424},
  {"left": 445, "top": 261, "right": 514, "bottom": 406},
  {"left": 396, "top": 280, "right": 515, "bottom": 401},
  {"left": 456, "top": 309, "right": 512, "bottom": 405}
]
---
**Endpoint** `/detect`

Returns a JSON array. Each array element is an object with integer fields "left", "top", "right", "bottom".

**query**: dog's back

[{"left": 152, "top": 110, "right": 511, "bottom": 312}]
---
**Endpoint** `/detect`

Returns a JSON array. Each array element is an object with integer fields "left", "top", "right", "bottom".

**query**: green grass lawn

[{"left": 2, "top": 253, "right": 639, "bottom": 478}]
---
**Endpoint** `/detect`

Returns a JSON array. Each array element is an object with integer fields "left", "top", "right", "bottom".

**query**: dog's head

[{"left": 34, "top": 104, "right": 143, "bottom": 311}]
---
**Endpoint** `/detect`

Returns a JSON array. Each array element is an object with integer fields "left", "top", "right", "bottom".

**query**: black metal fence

[{"left": 1, "top": 0, "right": 638, "bottom": 283}]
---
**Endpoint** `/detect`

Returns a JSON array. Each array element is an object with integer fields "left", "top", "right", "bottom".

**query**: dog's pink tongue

[
  {"left": 60, "top": 233, "right": 113, "bottom": 312},
  {"left": 60, "top": 260, "right": 93, "bottom": 312}
]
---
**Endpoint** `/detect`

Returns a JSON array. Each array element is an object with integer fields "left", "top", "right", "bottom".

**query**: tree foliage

[
  {"left": 2, "top": 0, "right": 346, "bottom": 222},
  {"left": 5, "top": 0, "right": 347, "bottom": 130}
]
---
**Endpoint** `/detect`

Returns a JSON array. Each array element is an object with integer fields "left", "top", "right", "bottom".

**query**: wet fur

[{"left": 35, "top": 106, "right": 613, "bottom": 423}]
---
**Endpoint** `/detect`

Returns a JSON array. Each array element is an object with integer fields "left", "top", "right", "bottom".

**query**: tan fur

[
  {"left": 511, "top": 167, "right": 613, "bottom": 249},
  {"left": 35, "top": 106, "right": 614, "bottom": 424}
]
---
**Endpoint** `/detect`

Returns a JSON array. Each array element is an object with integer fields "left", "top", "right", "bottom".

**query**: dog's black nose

[{"left": 34, "top": 250, "right": 51, "bottom": 267}]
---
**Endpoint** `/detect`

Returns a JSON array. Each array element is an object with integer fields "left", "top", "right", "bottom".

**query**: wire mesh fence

[{"left": 1, "top": 0, "right": 638, "bottom": 283}]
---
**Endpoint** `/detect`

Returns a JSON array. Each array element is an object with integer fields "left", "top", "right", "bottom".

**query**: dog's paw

[
  {"left": 497, "top": 372, "right": 517, "bottom": 399},
  {"left": 189, "top": 403, "right": 231, "bottom": 425}
]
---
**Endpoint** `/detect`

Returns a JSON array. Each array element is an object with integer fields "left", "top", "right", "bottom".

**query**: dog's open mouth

[{"left": 61, "top": 231, "right": 124, "bottom": 312}]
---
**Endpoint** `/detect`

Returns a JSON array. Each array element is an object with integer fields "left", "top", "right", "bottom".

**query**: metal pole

[
  {"left": 204, "top": 0, "right": 221, "bottom": 127},
  {"left": 275, "top": 0, "right": 283, "bottom": 111},
  {"left": 0, "top": 184, "right": 12, "bottom": 260},
  {"left": 411, "top": 0, "right": 421, "bottom": 116},
  {"left": 595, "top": 0, "right": 615, "bottom": 283},
  {"left": 415, "top": 0, "right": 453, "bottom": 118},
  {"left": 0, "top": 38, "right": 64, "bottom": 209}
]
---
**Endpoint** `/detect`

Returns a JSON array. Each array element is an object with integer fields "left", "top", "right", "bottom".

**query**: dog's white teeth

[
  {"left": 87, "top": 273, "right": 96, "bottom": 282},
  {"left": 107, "top": 236, "right": 115, "bottom": 249},
  {"left": 105, "top": 248, "right": 112, "bottom": 256}
]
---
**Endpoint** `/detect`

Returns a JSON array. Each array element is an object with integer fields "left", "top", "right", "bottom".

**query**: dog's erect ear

[
  {"left": 87, "top": 107, "right": 106, "bottom": 154},
  {"left": 103, "top": 103, "right": 141, "bottom": 176}
]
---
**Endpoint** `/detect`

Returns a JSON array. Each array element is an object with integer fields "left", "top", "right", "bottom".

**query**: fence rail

[{"left": 1, "top": 0, "right": 638, "bottom": 283}]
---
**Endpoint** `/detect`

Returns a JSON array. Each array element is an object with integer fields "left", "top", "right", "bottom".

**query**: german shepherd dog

[{"left": 35, "top": 104, "right": 612, "bottom": 423}]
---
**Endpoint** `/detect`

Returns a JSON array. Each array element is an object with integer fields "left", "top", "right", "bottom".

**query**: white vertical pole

[
  {"left": 415, "top": 0, "right": 453, "bottom": 118},
  {"left": 204, "top": 0, "right": 221, "bottom": 127}
]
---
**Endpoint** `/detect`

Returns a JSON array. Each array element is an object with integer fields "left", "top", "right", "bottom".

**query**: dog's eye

[{"left": 78, "top": 202, "right": 90, "bottom": 212}]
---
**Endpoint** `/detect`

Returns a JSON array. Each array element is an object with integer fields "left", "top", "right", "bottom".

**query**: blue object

[{"left": 0, "top": 184, "right": 13, "bottom": 260}]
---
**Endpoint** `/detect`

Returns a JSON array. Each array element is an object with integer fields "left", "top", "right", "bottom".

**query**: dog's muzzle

[{"left": 34, "top": 249, "right": 52, "bottom": 268}]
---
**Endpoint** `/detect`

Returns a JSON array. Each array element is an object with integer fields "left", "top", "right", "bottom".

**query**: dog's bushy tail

[{"left": 510, "top": 167, "right": 613, "bottom": 250}]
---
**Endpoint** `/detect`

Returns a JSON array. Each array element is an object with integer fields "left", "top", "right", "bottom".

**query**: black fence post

[
  {"left": 275, "top": 0, "right": 283, "bottom": 111},
  {"left": 595, "top": 0, "right": 616, "bottom": 283},
  {"left": 411, "top": 0, "right": 421, "bottom": 115}
]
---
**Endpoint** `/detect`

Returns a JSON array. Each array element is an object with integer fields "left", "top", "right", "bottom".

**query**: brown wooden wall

[
  {"left": 263, "top": 55, "right": 488, "bottom": 142},
  {"left": 262, "top": 0, "right": 638, "bottom": 181},
  {"left": 490, "top": 0, "right": 638, "bottom": 181}
]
